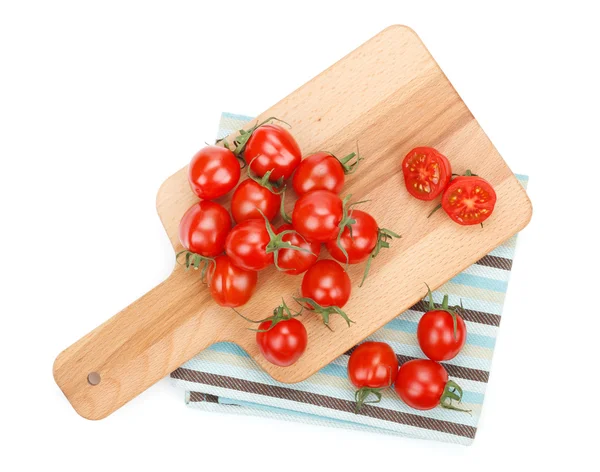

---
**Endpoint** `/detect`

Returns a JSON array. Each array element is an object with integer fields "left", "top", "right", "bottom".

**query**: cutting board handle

[{"left": 53, "top": 269, "right": 216, "bottom": 420}]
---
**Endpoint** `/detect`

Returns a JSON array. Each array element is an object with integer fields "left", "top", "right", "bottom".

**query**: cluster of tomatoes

[
  {"left": 348, "top": 286, "right": 469, "bottom": 413},
  {"left": 402, "top": 146, "right": 497, "bottom": 225},
  {"left": 178, "top": 118, "right": 400, "bottom": 367}
]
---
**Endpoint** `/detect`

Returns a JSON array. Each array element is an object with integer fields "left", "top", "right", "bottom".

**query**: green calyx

[
  {"left": 175, "top": 250, "right": 216, "bottom": 283},
  {"left": 219, "top": 116, "right": 291, "bottom": 162},
  {"left": 294, "top": 296, "right": 354, "bottom": 329},
  {"left": 354, "top": 387, "right": 383, "bottom": 413},
  {"left": 359, "top": 227, "right": 401, "bottom": 287},
  {"left": 257, "top": 209, "right": 315, "bottom": 272},
  {"left": 246, "top": 156, "right": 285, "bottom": 194},
  {"left": 317, "top": 148, "right": 363, "bottom": 175},
  {"left": 424, "top": 283, "right": 463, "bottom": 339},
  {"left": 233, "top": 298, "right": 302, "bottom": 332},
  {"left": 279, "top": 187, "right": 292, "bottom": 224},
  {"left": 439, "top": 380, "right": 472, "bottom": 413}
]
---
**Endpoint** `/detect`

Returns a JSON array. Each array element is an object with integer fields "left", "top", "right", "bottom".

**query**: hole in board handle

[{"left": 87, "top": 372, "right": 101, "bottom": 386}]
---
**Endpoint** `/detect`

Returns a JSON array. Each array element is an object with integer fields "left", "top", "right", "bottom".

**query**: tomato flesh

[
  {"left": 208, "top": 255, "right": 257, "bottom": 307},
  {"left": 188, "top": 146, "right": 240, "bottom": 200},
  {"left": 178, "top": 201, "right": 231, "bottom": 257},
  {"left": 402, "top": 147, "right": 451, "bottom": 201},
  {"left": 292, "top": 152, "right": 345, "bottom": 195},
  {"left": 441, "top": 176, "right": 497, "bottom": 225},
  {"left": 256, "top": 318, "right": 308, "bottom": 367}
]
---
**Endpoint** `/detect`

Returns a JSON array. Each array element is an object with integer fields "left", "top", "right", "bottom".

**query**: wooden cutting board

[{"left": 53, "top": 25, "right": 532, "bottom": 420}]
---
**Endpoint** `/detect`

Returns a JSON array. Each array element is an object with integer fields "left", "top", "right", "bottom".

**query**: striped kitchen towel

[{"left": 170, "top": 112, "right": 528, "bottom": 445}]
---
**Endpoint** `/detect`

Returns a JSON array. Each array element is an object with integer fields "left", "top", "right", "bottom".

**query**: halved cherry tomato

[
  {"left": 188, "top": 146, "right": 240, "bottom": 200},
  {"left": 394, "top": 359, "right": 469, "bottom": 412},
  {"left": 231, "top": 179, "right": 281, "bottom": 223},
  {"left": 292, "top": 151, "right": 360, "bottom": 195},
  {"left": 244, "top": 123, "right": 301, "bottom": 182},
  {"left": 348, "top": 342, "right": 399, "bottom": 412},
  {"left": 292, "top": 190, "right": 344, "bottom": 243},
  {"left": 298, "top": 259, "right": 353, "bottom": 327},
  {"left": 276, "top": 224, "right": 320, "bottom": 275},
  {"left": 441, "top": 173, "right": 497, "bottom": 225},
  {"left": 207, "top": 255, "right": 257, "bottom": 307},
  {"left": 257, "top": 317, "right": 308, "bottom": 367},
  {"left": 402, "top": 147, "right": 451, "bottom": 201},
  {"left": 178, "top": 201, "right": 231, "bottom": 257},
  {"left": 417, "top": 287, "right": 467, "bottom": 361}
]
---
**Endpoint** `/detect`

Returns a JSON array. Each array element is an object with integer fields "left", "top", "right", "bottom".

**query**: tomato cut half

[
  {"left": 441, "top": 175, "right": 497, "bottom": 225},
  {"left": 402, "top": 147, "right": 451, "bottom": 201}
]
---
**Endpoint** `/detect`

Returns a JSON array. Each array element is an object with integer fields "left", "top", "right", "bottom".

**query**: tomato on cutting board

[
  {"left": 188, "top": 145, "right": 241, "bottom": 200},
  {"left": 230, "top": 179, "right": 281, "bottom": 223},
  {"left": 276, "top": 224, "right": 320, "bottom": 275},
  {"left": 297, "top": 259, "right": 353, "bottom": 327},
  {"left": 394, "top": 359, "right": 470, "bottom": 412},
  {"left": 402, "top": 146, "right": 451, "bottom": 201},
  {"left": 255, "top": 300, "right": 308, "bottom": 367},
  {"left": 291, "top": 190, "right": 345, "bottom": 243},
  {"left": 348, "top": 342, "right": 399, "bottom": 412},
  {"left": 207, "top": 255, "right": 257, "bottom": 307},
  {"left": 417, "top": 285, "right": 467, "bottom": 361},
  {"left": 441, "top": 171, "right": 497, "bottom": 225},
  {"left": 292, "top": 151, "right": 362, "bottom": 195},
  {"left": 179, "top": 201, "right": 231, "bottom": 257}
]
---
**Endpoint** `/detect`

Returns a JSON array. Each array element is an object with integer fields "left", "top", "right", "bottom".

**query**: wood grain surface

[{"left": 53, "top": 25, "right": 532, "bottom": 420}]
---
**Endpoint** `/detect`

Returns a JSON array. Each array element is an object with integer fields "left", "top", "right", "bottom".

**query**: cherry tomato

[
  {"left": 348, "top": 342, "right": 399, "bottom": 411},
  {"left": 231, "top": 179, "right": 281, "bottom": 223},
  {"left": 224, "top": 219, "right": 273, "bottom": 271},
  {"left": 276, "top": 224, "right": 320, "bottom": 275},
  {"left": 207, "top": 255, "right": 257, "bottom": 307},
  {"left": 301, "top": 259, "right": 351, "bottom": 308},
  {"left": 188, "top": 146, "right": 241, "bottom": 200},
  {"left": 256, "top": 318, "right": 308, "bottom": 367},
  {"left": 326, "top": 210, "right": 378, "bottom": 263},
  {"left": 292, "top": 190, "right": 344, "bottom": 243},
  {"left": 402, "top": 147, "right": 452, "bottom": 201},
  {"left": 245, "top": 124, "right": 301, "bottom": 182},
  {"left": 441, "top": 173, "right": 497, "bottom": 225},
  {"left": 178, "top": 201, "right": 231, "bottom": 257},
  {"left": 292, "top": 151, "right": 360, "bottom": 195},
  {"left": 418, "top": 309, "right": 467, "bottom": 361},
  {"left": 394, "top": 359, "right": 469, "bottom": 412}
]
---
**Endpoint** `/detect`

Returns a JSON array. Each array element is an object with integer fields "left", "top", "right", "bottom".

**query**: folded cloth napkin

[{"left": 171, "top": 112, "right": 528, "bottom": 445}]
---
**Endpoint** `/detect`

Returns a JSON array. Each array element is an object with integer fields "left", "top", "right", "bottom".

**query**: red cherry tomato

[
  {"left": 348, "top": 342, "right": 399, "bottom": 411},
  {"left": 394, "top": 359, "right": 469, "bottom": 412},
  {"left": 276, "top": 224, "right": 320, "bottom": 275},
  {"left": 418, "top": 309, "right": 467, "bottom": 361},
  {"left": 231, "top": 179, "right": 281, "bottom": 223},
  {"left": 245, "top": 124, "right": 301, "bottom": 182},
  {"left": 292, "top": 151, "right": 359, "bottom": 195},
  {"left": 301, "top": 259, "right": 351, "bottom": 308},
  {"left": 188, "top": 146, "right": 241, "bottom": 200},
  {"left": 207, "top": 255, "right": 257, "bottom": 307},
  {"left": 402, "top": 147, "right": 451, "bottom": 201},
  {"left": 441, "top": 174, "right": 497, "bottom": 225},
  {"left": 178, "top": 201, "right": 231, "bottom": 257},
  {"left": 326, "top": 210, "right": 378, "bottom": 263},
  {"left": 292, "top": 190, "right": 344, "bottom": 243},
  {"left": 256, "top": 318, "right": 308, "bottom": 367},
  {"left": 224, "top": 219, "right": 274, "bottom": 271}
]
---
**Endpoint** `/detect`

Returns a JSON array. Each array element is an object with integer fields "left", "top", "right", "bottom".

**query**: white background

[{"left": 1, "top": 1, "right": 599, "bottom": 470}]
